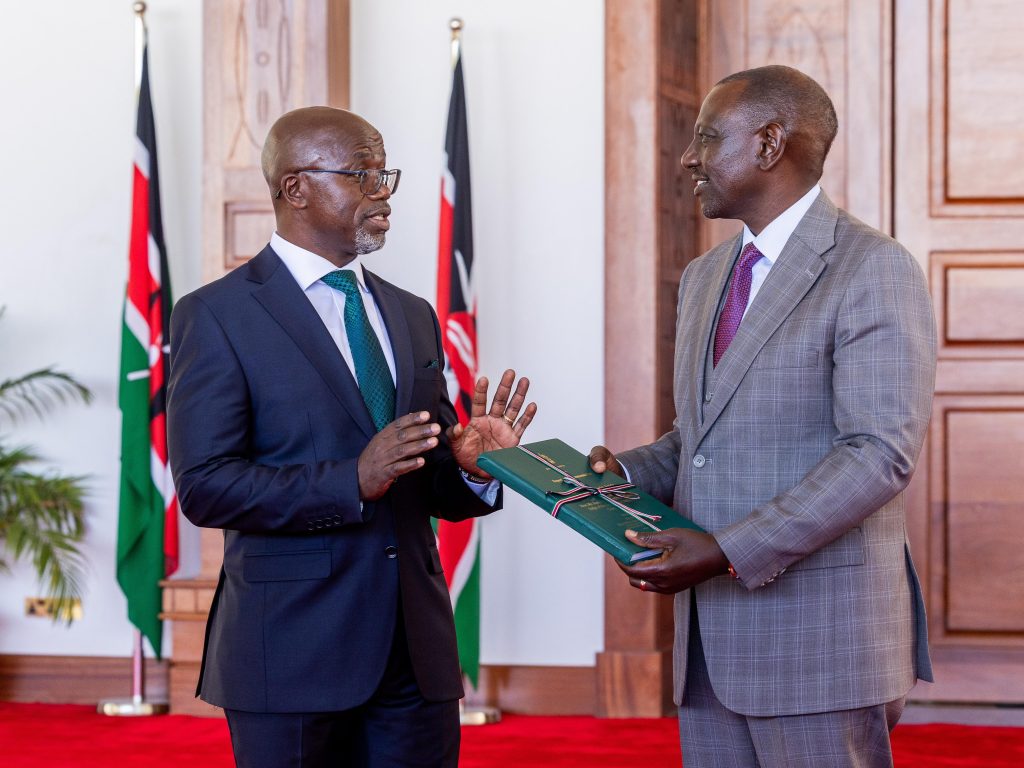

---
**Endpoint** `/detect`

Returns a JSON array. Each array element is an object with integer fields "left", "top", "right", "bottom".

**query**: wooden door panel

[
  {"left": 927, "top": 0, "right": 1024, "bottom": 218},
  {"left": 931, "top": 252, "right": 1024, "bottom": 356},
  {"left": 946, "top": 266, "right": 1024, "bottom": 342},
  {"left": 898, "top": 0, "right": 1024, "bottom": 702},
  {"left": 946, "top": 0, "right": 1024, "bottom": 202},
  {"left": 945, "top": 409, "right": 1024, "bottom": 633},
  {"left": 203, "top": 0, "right": 350, "bottom": 281}
]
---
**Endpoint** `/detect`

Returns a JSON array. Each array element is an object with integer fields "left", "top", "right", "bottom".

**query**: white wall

[
  {"left": 0, "top": 0, "right": 605, "bottom": 668},
  {"left": 0, "top": 0, "right": 202, "bottom": 657},
  {"left": 350, "top": 1, "right": 605, "bottom": 666}
]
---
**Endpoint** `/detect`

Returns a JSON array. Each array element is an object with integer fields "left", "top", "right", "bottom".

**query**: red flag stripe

[
  {"left": 125, "top": 61, "right": 178, "bottom": 577},
  {"left": 436, "top": 52, "right": 480, "bottom": 637}
]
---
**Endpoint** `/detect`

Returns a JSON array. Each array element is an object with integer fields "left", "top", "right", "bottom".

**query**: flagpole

[
  {"left": 134, "top": 2, "right": 146, "bottom": 95},
  {"left": 450, "top": 17, "right": 462, "bottom": 68},
  {"left": 442, "top": 18, "right": 498, "bottom": 726},
  {"left": 99, "top": 2, "right": 169, "bottom": 717}
]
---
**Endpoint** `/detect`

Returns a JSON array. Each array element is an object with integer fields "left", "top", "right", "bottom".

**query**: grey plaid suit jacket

[{"left": 618, "top": 192, "right": 937, "bottom": 717}]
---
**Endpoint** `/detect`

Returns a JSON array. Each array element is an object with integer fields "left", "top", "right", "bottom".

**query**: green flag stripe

[
  {"left": 453, "top": 540, "right": 481, "bottom": 688},
  {"left": 117, "top": 319, "right": 164, "bottom": 657}
]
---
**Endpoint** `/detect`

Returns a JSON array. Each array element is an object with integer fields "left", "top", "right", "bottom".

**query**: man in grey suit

[{"left": 589, "top": 66, "right": 936, "bottom": 766}]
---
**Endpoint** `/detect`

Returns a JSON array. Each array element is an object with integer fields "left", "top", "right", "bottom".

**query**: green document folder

[{"left": 478, "top": 438, "right": 705, "bottom": 565}]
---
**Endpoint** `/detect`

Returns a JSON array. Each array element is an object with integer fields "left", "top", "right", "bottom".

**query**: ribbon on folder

[{"left": 515, "top": 445, "right": 664, "bottom": 532}]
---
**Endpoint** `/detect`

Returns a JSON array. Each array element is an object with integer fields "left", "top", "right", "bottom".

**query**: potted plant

[{"left": 0, "top": 310, "right": 92, "bottom": 622}]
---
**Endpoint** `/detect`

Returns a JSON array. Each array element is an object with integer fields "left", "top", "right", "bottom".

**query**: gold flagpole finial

[
  {"left": 133, "top": 2, "right": 148, "bottom": 93},
  {"left": 449, "top": 17, "right": 462, "bottom": 69}
]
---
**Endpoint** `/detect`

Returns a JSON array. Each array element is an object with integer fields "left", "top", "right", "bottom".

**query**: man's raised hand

[{"left": 449, "top": 369, "right": 537, "bottom": 478}]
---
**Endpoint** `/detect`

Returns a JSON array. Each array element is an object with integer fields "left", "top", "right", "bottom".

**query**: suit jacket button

[
  {"left": 704, "top": 392, "right": 713, "bottom": 403},
  {"left": 384, "top": 545, "right": 398, "bottom": 559},
  {"left": 693, "top": 455, "right": 706, "bottom": 468}
]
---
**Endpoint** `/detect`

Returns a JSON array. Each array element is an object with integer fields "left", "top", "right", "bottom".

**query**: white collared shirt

[
  {"left": 739, "top": 184, "right": 821, "bottom": 318},
  {"left": 271, "top": 232, "right": 397, "bottom": 385},
  {"left": 271, "top": 232, "right": 498, "bottom": 501}
]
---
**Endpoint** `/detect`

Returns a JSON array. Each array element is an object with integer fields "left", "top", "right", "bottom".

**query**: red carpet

[{"left": 2, "top": 702, "right": 1023, "bottom": 766}]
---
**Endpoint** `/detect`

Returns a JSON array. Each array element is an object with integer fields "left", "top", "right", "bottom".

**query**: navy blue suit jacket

[{"left": 167, "top": 246, "right": 499, "bottom": 713}]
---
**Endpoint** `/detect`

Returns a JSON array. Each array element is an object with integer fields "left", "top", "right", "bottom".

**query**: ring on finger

[{"left": 503, "top": 414, "right": 515, "bottom": 425}]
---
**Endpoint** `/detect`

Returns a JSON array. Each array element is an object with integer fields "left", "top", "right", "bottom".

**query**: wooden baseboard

[
  {"left": 0, "top": 654, "right": 168, "bottom": 705},
  {"left": 908, "top": 646, "right": 1024, "bottom": 704},
  {"left": 467, "top": 664, "right": 596, "bottom": 715},
  {"left": 0, "top": 655, "right": 595, "bottom": 715}
]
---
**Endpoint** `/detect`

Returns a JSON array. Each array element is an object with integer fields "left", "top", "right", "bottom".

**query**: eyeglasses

[{"left": 276, "top": 168, "right": 402, "bottom": 199}]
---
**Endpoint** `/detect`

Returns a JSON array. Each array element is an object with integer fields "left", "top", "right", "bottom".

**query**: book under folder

[{"left": 477, "top": 438, "right": 705, "bottom": 565}]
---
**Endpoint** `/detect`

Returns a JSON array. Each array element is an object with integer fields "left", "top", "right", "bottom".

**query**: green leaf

[{"left": 0, "top": 310, "right": 92, "bottom": 623}]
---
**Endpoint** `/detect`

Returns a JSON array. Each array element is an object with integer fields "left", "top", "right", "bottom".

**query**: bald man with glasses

[{"left": 168, "top": 106, "right": 536, "bottom": 768}]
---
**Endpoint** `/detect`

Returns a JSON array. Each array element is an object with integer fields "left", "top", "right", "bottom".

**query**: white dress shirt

[
  {"left": 739, "top": 184, "right": 821, "bottom": 318},
  {"left": 272, "top": 232, "right": 397, "bottom": 385},
  {"left": 271, "top": 232, "right": 497, "bottom": 501},
  {"left": 622, "top": 185, "right": 823, "bottom": 486}
]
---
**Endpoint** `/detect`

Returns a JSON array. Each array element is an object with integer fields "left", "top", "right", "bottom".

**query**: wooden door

[
  {"left": 700, "top": 0, "right": 892, "bottom": 238},
  {"left": 601, "top": 0, "right": 894, "bottom": 715},
  {"left": 601, "top": 0, "right": 702, "bottom": 717},
  {"left": 895, "top": 0, "right": 1024, "bottom": 703}
]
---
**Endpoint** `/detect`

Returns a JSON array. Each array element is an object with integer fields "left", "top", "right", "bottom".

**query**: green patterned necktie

[{"left": 321, "top": 269, "right": 395, "bottom": 432}]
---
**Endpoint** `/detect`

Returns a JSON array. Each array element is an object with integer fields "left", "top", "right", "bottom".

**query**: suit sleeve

[
  {"left": 167, "top": 292, "right": 365, "bottom": 534},
  {"left": 617, "top": 429, "right": 682, "bottom": 505},
  {"left": 715, "top": 244, "right": 937, "bottom": 589}
]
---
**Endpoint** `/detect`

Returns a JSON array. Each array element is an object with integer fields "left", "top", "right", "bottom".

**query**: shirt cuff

[{"left": 461, "top": 469, "right": 500, "bottom": 506}]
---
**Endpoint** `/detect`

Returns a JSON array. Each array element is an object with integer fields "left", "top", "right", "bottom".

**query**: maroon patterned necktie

[{"left": 713, "top": 242, "right": 763, "bottom": 367}]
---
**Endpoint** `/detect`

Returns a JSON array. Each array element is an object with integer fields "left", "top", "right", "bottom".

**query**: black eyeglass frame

[{"left": 274, "top": 168, "right": 402, "bottom": 199}]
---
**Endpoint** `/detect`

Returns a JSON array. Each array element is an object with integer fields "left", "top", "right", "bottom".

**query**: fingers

[
  {"left": 487, "top": 369, "right": 517, "bottom": 419},
  {"left": 616, "top": 559, "right": 661, "bottom": 592},
  {"left": 469, "top": 376, "right": 490, "bottom": 419},
  {"left": 588, "top": 445, "right": 614, "bottom": 474},
  {"left": 483, "top": 370, "right": 535, "bottom": 434},
  {"left": 629, "top": 576, "right": 661, "bottom": 593},
  {"left": 501, "top": 375, "right": 529, "bottom": 420},
  {"left": 358, "top": 452, "right": 427, "bottom": 501},
  {"left": 359, "top": 412, "right": 443, "bottom": 500},
  {"left": 512, "top": 401, "right": 538, "bottom": 438},
  {"left": 625, "top": 528, "right": 676, "bottom": 551},
  {"left": 390, "top": 412, "right": 441, "bottom": 445},
  {"left": 389, "top": 410, "right": 432, "bottom": 431}
]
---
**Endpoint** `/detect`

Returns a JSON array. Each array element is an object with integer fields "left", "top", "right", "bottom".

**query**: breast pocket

[{"left": 749, "top": 345, "right": 821, "bottom": 369}]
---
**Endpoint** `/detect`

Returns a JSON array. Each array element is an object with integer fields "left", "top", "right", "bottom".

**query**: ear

[
  {"left": 276, "top": 173, "right": 308, "bottom": 209},
  {"left": 755, "top": 122, "right": 787, "bottom": 170}
]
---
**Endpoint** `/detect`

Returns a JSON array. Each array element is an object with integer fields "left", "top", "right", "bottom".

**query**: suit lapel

[
  {"left": 697, "top": 194, "right": 838, "bottom": 441},
  {"left": 365, "top": 270, "right": 414, "bottom": 419},
  {"left": 248, "top": 247, "right": 377, "bottom": 439}
]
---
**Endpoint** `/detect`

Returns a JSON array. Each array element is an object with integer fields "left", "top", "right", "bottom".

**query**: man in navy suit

[{"left": 167, "top": 106, "right": 536, "bottom": 768}]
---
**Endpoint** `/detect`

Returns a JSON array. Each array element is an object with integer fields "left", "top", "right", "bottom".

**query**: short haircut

[{"left": 717, "top": 65, "right": 839, "bottom": 177}]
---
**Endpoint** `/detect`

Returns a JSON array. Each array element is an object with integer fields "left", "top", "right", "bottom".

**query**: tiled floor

[{"left": 904, "top": 703, "right": 1024, "bottom": 727}]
